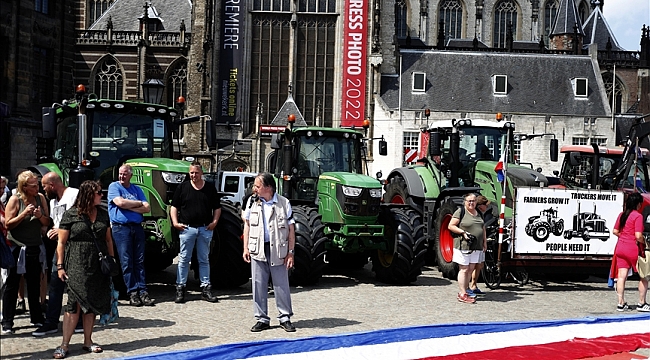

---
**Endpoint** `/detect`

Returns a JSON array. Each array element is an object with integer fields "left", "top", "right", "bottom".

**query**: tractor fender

[
  {"left": 28, "top": 165, "right": 59, "bottom": 178},
  {"left": 387, "top": 167, "right": 426, "bottom": 199}
]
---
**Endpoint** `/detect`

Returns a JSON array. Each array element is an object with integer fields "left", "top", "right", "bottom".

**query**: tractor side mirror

[
  {"left": 550, "top": 138, "right": 558, "bottom": 162},
  {"left": 569, "top": 151, "right": 580, "bottom": 166},
  {"left": 205, "top": 117, "right": 215, "bottom": 150},
  {"left": 429, "top": 132, "right": 441, "bottom": 156},
  {"left": 378, "top": 139, "right": 387, "bottom": 156},
  {"left": 42, "top": 107, "right": 56, "bottom": 139},
  {"left": 270, "top": 134, "right": 282, "bottom": 149}
]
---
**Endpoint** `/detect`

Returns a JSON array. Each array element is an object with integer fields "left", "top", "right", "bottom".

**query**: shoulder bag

[
  {"left": 638, "top": 237, "right": 650, "bottom": 280},
  {"left": 82, "top": 217, "right": 120, "bottom": 277}
]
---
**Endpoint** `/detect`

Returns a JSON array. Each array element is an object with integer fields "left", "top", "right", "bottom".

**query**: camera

[{"left": 465, "top": 233, "right": 477, "bottom": 247}]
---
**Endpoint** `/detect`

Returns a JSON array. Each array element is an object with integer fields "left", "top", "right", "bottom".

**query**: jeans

[
  {"left": 176, "top": 226, "right": 212, "bottom": 287},
  {"left": 112, "top": 223, "right": 147, "bottom": 294}
]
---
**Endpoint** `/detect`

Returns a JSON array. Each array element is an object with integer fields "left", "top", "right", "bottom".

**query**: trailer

[{"left": 482, "top": 187, "right": 623, "bottom": 289}]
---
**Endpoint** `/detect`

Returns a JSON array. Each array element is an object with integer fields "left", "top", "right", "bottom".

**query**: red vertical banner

[
  {"left": 340, "top": 0, "right": 367, "bottom": 127},
  {"left": 419, "top": 132, "right": 430, "bottom": 159}
]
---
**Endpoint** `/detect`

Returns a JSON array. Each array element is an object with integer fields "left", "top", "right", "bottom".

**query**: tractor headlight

[
  {"left": 161, "top": 172, "right": 186, "bottom": 184},
  {"left": 342, "top": 186, "right": 362, "bottom": 197},
  {"left": 369, "top": 188, "right": 382, "bottom": 198}
]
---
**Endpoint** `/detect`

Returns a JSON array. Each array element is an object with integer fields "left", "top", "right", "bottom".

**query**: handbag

[
  {"left": 638, "top": 250, "right": 650, "bottom": 280},
  {"left": 83, "top": 217, "right": 120, "bottom": 277}
]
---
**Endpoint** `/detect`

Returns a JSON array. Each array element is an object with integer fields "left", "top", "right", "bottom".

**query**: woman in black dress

[{"left": 54, "top": 181, "right": 114, "bottom": 359}]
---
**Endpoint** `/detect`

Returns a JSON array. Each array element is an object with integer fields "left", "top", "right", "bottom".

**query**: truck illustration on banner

[{"left": 514, "top": 188, "right": 622, "bottom": 255}]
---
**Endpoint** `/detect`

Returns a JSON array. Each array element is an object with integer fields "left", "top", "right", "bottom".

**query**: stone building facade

[
  {"left": 367, "top": 0, "right": 650, "bottom": 177},
  {"left": 0, "top": 0, "right": 76, "bottom": 178}
]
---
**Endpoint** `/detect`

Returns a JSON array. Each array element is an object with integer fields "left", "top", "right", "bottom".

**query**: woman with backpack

[{"left": 448, "top": 193, "right": 487, "bottom": 304}]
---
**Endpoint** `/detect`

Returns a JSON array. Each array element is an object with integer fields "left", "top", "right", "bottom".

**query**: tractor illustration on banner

[{"left": 525, "top": 207, "right": 564, "bottom": 242}]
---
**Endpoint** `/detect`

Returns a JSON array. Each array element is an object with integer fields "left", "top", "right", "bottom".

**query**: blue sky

[{"left": 602, "top": 0, "right": 650, "bottom": 51}]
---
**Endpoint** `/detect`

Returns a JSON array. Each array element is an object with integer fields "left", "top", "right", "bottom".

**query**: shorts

[{"left": 452, "top": 248, "right": 482, "bottom": 266}]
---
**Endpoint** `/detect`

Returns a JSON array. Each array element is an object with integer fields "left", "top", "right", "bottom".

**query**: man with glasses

[
  {"left": 108, "top": 164, "right": 154, "bottom": 307},
  {"left": 32, "top": 173, "right": 80, "bottom": 336}
]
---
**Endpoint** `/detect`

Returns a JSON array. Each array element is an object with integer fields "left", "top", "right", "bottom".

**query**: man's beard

[{"left": 46, "top": 190, "right": 57, "bottom": 199}]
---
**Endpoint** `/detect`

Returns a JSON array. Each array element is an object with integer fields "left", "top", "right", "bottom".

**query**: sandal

[
  {"left": 53, "top": 345, "right": 68, "bottom": 359},
  {"left": 82, "top": 344, "right": 103, "bottom": 353}
]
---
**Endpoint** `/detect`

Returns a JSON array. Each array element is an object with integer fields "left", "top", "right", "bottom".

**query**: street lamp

[{"left": 141, "top": 78, "right": 165, "bottom": 104}]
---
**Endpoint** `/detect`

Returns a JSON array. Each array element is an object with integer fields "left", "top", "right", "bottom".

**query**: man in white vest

[{"left": 243, "top": 173, "right": 296, "bottom": 332}]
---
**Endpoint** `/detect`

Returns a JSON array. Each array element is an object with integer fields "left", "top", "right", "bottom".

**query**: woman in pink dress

[{"left": 612, "top": 193, "right": 648, "bottom": 311}]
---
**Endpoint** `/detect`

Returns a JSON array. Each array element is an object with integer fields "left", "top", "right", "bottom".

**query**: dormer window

[
  {"left": 492, "top": 75, "right": 507, "bottom": 95},
  {"left": 412, "top": 72, "right": 426, "bottom": 92},
  {"left": 572, "top": 78, "right": 588, "bottom": 97}
]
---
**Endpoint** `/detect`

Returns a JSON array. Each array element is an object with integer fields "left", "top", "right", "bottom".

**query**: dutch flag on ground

[
  {"left": 122, "top": 314, "right": 650, "bottom": 360},
  {"left": 494, "top": 152, "right": 506, "bottom": 183}
]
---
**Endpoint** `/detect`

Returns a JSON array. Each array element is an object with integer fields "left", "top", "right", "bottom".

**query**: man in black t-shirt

[{"left": 170, "top": 161, "right": 221, "bottom": 303}]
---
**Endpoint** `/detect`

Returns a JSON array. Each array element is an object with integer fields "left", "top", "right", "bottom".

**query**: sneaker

[
  {"left": 30, "top": 322, "right": 44, "bottom": 327},
  {"left": 74, "top": 324, "right": 84, "bottom": 333},
  {"left": 140, "top": 292, "right": 155, "bottom": 306},
  {"left": 471, "top": 287, "right": 485, "bottom": 296},
  {"left": 15, "top": 299, "right": 26, "bottom": 315},
  {"left": 201, "top": 285, "right": 219, "bottom": 303},
  {"left": 32, "top": 323, "right": 58, "bottom": 337},
  {"left": 250, "top": 321, "right": 270, "bottom": 332},
  {"left": 174, "top": 285, "right": 185, "bottom": 304},
  {"left": 637, "top": 303, "right": 650, "bottom": 312},
  {"left": 279, "top": 320, "right": 296, "bottom": 332},
  {"left": 129, "top": 292, "right": 143, "bottom": 307},
  {"left": 466, "top": 289, "right": 477, "bottom": 298},
  {"left": 1, "top": 326, "right": 14, "bottom": 335},
  {"left": 617, "top": 303, "right": 630, "bottom": 312},
  {"left": 457, "top": 292, "right": 476, "bottom": 304}
]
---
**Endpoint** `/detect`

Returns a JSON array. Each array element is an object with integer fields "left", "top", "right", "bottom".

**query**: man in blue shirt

[{"left": 108, "top": 164, "right": 153, "bottom": 307}]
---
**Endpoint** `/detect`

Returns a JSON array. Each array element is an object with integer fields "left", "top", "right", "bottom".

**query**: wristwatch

[{"left": 288, "top": 249, "right": 295, "bottom": 254}]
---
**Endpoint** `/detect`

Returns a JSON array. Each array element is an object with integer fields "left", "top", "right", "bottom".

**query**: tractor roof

[{"left": 425, "top": 118, "right": 513, "bottom": 130}]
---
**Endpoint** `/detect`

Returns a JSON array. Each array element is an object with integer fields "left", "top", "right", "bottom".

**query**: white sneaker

[{"left": 637, "top": 303, "right": 650, "bottom": 312}]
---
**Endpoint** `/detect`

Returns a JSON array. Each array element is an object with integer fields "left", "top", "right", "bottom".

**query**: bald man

[{"left": 33, "top": 173, "right": 79, "bottom": 337}]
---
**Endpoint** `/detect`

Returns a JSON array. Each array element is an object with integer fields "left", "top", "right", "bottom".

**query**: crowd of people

[{"left": 1, "top": 167, "right": 649, "bottom": 358}]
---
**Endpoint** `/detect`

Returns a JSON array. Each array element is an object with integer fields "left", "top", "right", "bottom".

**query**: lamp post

[{"left": 141, "top": 78, "right": 165, "bottom": 104}]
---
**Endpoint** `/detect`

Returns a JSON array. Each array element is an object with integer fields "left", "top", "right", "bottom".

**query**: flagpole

[{"left": 497, "top": 132, "right": 510, "bottom": 275}]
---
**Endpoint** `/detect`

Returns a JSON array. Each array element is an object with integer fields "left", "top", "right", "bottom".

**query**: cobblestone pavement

[{"left": 1, "top": 262, "right": 648, "bottom": 360}]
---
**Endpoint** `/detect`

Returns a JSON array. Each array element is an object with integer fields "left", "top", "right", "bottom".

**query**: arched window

[
  {"left": 544, "top": 0, "right": 558, "bottom": 43},
  {"left": 603, "top": 72, "right": 623, "bottom": 114},
  {"left": 93, "top": 56, "right": 123, "bottom": 100},
  {"left": 396, "top": 0, "right": 408, "bottom": 38},
  {"left": 439, "top": 0, "right": 463, "bottom": 41},
  {"left": 166, "top": 60, "right": 187, "bottom": 137},
  {"left": 166, "top": 60, "right": 187, "bottom": 108},
  {"left": 493, "top": 0, "right": 517, "bottom": 48},
  {"left": 87, "top": 0, "right": 114, "bottom": 26},
  {"left": 577, "top": 0, "right": 589, "bottom": 24}
]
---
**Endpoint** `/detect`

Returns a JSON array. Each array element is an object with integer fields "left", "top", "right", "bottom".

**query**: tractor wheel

[
  {"left": 530, "top": 222, "right": 551, "bottom": 242},
  {"left": 434, "top": 199, "right": 460, "bottom": 279},
  {"left": 210, "top": 201, "right": 250, "bottom": 288},
  {"left": 372, "top": 207, "right": 427, "bottom": 284},
  {"left": 552, "top": 219, "right": 564, "bottom": 236},
  {"left": 481, "top": 241, "right": 501, "bottom": 290},
  {"left": 383, "top": 175, "right": 424, "bottom": 211},
  {"left": 326, "top": 252, "right": 369, "bottom": 270},
  {"left": 290, "top": 205, "right": 327, "bottom": 286}
]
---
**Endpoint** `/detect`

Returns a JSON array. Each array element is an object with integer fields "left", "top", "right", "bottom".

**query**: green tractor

[
  {"left": 267, "top": 122, "right": 427, "bottom": 285},
  {"left": 383, "top": 116, "right": 558, "bottom": 279},
  {"left": 32, "top": 85, "right": 249, "bottom": 288}
]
